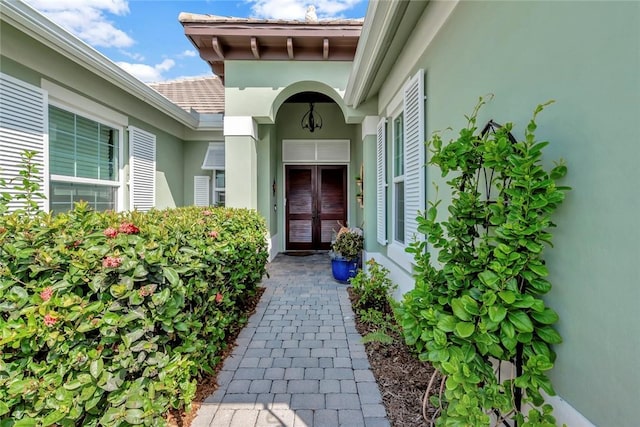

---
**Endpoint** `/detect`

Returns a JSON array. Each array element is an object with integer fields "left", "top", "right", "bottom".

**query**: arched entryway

[{"left": 278, "top": 91, "right": 355, "bottom": 252}]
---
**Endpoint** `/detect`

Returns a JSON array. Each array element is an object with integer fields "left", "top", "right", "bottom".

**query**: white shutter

[
  {"left": 202, "top": 142, "right": 225, "bottom": 170},
  {"left": 194, "top": 175, "right": 210, "bottom": 206},
  {"left": 376, "top": 117, "right": 387, "bottom": 245},
  {"left": 129, "top": 126, "right": 156, "bottom": 211},
  {"left": 403, "top": 69, "right": 425, "bottom": 244},
  {"left": 0, "top": 73, "right": 48, "bottom": 212}
]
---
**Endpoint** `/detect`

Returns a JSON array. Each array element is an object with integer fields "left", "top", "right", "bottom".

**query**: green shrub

[
  {"left": 350, "top": 259, "right": 397, "bottom": 313},
  {"left": 399, "top": 98, "right": 568, "bottom": 426},
  {"left": 0, "top": 202, "right": 268, "bottom": 426}
]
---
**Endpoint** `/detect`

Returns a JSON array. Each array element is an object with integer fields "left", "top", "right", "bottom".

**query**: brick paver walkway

[{"left": 190, "top": 253, "right": 390, "bottom": 427}]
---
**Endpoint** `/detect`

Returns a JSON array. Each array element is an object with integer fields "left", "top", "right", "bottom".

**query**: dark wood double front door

[{"left": 285, "top": 165, "right": 347, "bottom": 251}]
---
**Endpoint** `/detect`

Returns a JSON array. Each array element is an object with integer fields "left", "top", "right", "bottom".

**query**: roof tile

[{"left": 148, "top": 76, "right": 224, "bottom": 114}]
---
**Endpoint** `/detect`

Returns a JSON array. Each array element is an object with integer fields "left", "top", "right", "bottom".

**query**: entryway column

[
  {"left": 361, "top": 116, "right": 380, "bottom": 253},
  {"left": 224, "top": 116, "right": 258, "bottom": 209}
]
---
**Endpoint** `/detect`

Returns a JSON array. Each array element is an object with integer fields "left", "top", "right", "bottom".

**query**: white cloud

[
  {"left": 26, "top": 0, "right": 134, "bottom": 48},
  {"left": 180, "top": 50, "right": 197, "bottom": 58},
  {"left": 248, "top": 0, "right": 363, "bottom": 20},
  {"left": 116, "top": 59, "right": 175, "bottom": 82}
]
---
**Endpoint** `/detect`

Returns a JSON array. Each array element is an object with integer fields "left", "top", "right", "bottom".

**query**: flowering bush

[{"left": 0, "top": 203, "right": 268, "bottom": 425}]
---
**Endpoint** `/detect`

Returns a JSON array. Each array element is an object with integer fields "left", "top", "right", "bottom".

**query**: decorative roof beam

[
  {"left": 212, "top": 37, "right": 225, "bottom": 59},
  {"left": 323, "top": 38, "right": 329, "bottom": 60},
  {"left": 287, "top": 37, "right": 294, "bottom": 59},
  {"left": 250, "top": 37, "right": 260, "bottom": 59}
]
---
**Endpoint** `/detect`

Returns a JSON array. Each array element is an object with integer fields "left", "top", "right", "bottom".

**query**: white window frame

[
  {"left": 391, "top": 112, "right": 405, "bottom": 245},
  {"left": 212, "top": 169, "right": 225, "bottom": 206},
  {"left": 48, "top": 104, "right": 125, "bottom": 212}
]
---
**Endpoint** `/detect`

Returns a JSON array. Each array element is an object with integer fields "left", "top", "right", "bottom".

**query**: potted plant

[{"left": 329, "top": 226, "right": 363, "bottom": 283}]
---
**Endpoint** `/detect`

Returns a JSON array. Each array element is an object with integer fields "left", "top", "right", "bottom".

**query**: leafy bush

[
  {"left": 399, "top": 98, "right": 569, "bottom": 426},
  {"left": 0, "top": 202, "right": 268, "bottom": 426},
  {"left": 350, "top": 259, "right": 397, "bottom": 313}
]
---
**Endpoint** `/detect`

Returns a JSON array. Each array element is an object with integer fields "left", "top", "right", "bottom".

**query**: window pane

[
  {"left": 48, "top": 106, "right": 118, "bottom": 181},
  {"left": 395, "top": 181, "right": 404, "bottom": 243},
  {"left": 215, "top": 191, "right": 225, "bottom": 207},
  {"left": 98, "top": 128, "right": 119, "bottom": 181},
  {"left": 394, "top": 114, "right": 404, "bottom": 177},
  {"left": 50, "top": 182, "right": 117, "bottom": 214},
  {"left": 50, "top": 132, "right": 75, "bottom": 176},
  {"left": 215, "top": 170, "right": 225, "bottom": 188}
]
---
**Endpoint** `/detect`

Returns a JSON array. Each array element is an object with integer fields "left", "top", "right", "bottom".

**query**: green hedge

[{"left": 0, "top": 204, "right": 268, "bottom": 426}]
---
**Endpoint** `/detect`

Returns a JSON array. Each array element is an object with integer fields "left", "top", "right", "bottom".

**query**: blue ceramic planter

[{"left": 331, "top": 258, "right": 359, "bottom": 283}]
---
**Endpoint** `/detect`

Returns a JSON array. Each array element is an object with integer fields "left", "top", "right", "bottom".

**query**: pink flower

[
  {"left": 208, "top": 230, "right": 219, "bottom": 239},
  {"left": 44, "top": 314, "right": 57, "bottom": 327},
  {"left": 203, "top": 210, "right": 212, "bottom": 216},
  {"left": 215, "top": 293, "right": 223, "bottom": 304},
  {"left": 119, "top": 222, "right": 140, "bottom": 234},
  {"left": 40, "top": 287, "right": 53, "bottom": 301},
  {"left": 104, "top": 227, "right": 118, "bottom": 238},
  {"left": 102, "top": 256, "right": 122, "bottom": 268},
  {"left": 138, "top": 285, "right": 154, "bottom": 297}
]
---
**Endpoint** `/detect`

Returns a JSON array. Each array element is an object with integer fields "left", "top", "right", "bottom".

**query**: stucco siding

[{"left": 372, "top": 1, "right": 639, "bottom": 425}]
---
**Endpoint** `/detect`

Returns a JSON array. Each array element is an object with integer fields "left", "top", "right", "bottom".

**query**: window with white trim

[
  {"left": 201, "top": 142, "right": 225, "bottom": 206},
  {"left": 213, "top": 170, "right": 225, "bottom": 206},
  {"left": 392, "top": 113, "right": 405, "bottom": 244},
  {"left": 49, "top": 105, "right": 121, "bottom": 213}
]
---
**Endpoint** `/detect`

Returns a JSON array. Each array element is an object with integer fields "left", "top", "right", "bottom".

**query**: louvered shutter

[
  {"left": 129, "top": 126, "right": 156, "bottom": 211},
  {"left": 0, "top": 73, "right": 48, "bottom": 212},
  {"left": 201, "top": 142, "right": 225, "bottom": 170},
  {"left": 403, "top": 69, "right": 425, "bottom": 244},
  {"left": 376, "top": 118, "right": 387, "bottom": 245},
  {"left": 194, "top": 176, "right": 210, "bottom": 206}
]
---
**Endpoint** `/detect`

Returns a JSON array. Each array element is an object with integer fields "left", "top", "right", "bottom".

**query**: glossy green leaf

[
  {"left": 455, "top": 322, "right": 475, "bottom": 338},
  {"left": 537, "top": 326, "right": 563, "bottom": 344},
  {"left": 531, "top": 308, "right": 559, "bottom": 325},
  {"left": 162, "top": 267, "right": 180, "bottom": 286},
  {"left": 498, "top": 290, "right": 516, "bottom": 304},
  {"left": 42, "top": 410, "right": 65, "bottom": 426},
  {"left": 508, "top": 311, "right": 534, "bottom": 333},
  {"left": 529, "top": 263, "right": 549, "bottom": 277},
  {"left": 478, "top": 270, "right": 499, "bottom": 288},
  {"left": 488, "top": 305, "right": 507, "bottom": 323}
]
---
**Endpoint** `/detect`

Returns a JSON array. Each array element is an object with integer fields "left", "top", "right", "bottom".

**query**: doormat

[{"left": 283, "top": 251, "right": 323, "bottom": 257}]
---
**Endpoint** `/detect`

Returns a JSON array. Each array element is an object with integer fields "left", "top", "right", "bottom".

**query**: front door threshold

[{"left": 282, "top": 250, "right": 329, "bottom": 257}]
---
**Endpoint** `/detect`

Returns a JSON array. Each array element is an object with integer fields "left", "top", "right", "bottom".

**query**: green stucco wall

[
  {"left": 1, "top": 21, "right": 210, "bottom": 213},
  {"left": 373, "top": 1, "right": 640, "bottom": 425},
  {"left": 224, "top": 60, "right": 367, "bottom": 122}
]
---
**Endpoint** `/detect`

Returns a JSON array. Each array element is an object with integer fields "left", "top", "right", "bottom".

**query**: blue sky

[{"left": 25, "top": 0, "right": 368, "bottom": 83}]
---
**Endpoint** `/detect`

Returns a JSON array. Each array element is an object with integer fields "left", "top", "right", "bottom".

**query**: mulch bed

[
  {"left": 347, "top": 287, "right": 440, "bottom": 427},
  {"left": 167, "top": 285, "right": 439, "bottom": 427}
]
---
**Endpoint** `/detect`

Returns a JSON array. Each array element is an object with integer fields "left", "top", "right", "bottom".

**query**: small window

[
  {"left": 214, "top": 170, "right": 225, "bottom": 206},
  {"left": 393, "top": 113, "right": 405, "bottom": 244}
]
